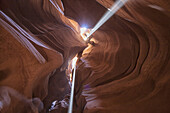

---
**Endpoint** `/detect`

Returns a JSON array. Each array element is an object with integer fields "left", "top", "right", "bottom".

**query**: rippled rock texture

[
  {"left": 0, "top": 0, "right": 85, "bottom": 112},
  {"left": 62, "top": 0, "right": 170, "bottom": 113},
  {"left": 0, "top": 0, "right": 170, "bottom": 113}
]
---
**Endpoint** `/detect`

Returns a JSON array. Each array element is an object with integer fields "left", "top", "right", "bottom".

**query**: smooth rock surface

[
  {"left": 62, "top": 0, "right": 170, "bottom": 113},
  {"left": 0, "top": 0, "right": 170, "bottom": 113}
]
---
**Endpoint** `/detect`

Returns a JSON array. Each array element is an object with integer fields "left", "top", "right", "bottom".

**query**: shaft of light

[
  {"left": 68, "top": 56, "right": 78, "bottom": 113},
  {"left": 86, "top": 0, "right": 128, "bottom": 40},
  {"left": 68, "top": 66, "right": 76, "bottom": 113}
]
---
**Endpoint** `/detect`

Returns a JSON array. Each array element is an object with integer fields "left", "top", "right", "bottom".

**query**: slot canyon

[{"left": 0, "top": 0, "right": 170, "bottom": 113}]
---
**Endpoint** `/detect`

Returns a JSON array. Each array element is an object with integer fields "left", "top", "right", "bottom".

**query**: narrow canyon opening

[{"left": 0, "top": 0, "right": 170, "bottom": 113}]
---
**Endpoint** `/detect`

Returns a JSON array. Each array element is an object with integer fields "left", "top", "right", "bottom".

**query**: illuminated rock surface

[{"left": 0, "top": 0, "right": 170, "bottom": 113}]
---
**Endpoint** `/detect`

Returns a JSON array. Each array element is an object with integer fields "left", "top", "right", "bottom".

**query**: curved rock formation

[
  {"left": 0, "top": 0, "right": 85, "bottom": 112},
  {"left": 62, "top": 0, "right": 170, "bottom": 113},
  {"left": 0, "top": 0, "right": 170, "bottom": 113}
]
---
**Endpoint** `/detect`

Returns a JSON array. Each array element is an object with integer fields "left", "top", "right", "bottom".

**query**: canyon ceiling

[{"left": 0, "top": 0, "right": 170, "bottom": 113}]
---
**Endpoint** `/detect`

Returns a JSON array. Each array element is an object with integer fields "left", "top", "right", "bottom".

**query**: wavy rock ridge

[
  {"left": 0, "top": 0, "right": 170, "bottom": 113},
  {"left": 62, "top": 0, "right": 170, "bottom": 113}
]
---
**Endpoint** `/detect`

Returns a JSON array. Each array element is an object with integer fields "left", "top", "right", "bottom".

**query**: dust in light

[
  {"left": 69, "top": 55, "right": 78, "bottom": 82},
  {"left": 80, "top": 27, "right": 90, "bottom": 41}
]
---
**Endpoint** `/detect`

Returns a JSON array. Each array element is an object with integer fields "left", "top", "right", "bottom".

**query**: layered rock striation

[
  {"left": 62, "top": 0, "right": 170, "bottom": 113},
  {"left": 0, "top": 0, "right": 170, "bottom": 113},
  {"left": 0, "top": 0, "right": 85, "bottom": 112}
]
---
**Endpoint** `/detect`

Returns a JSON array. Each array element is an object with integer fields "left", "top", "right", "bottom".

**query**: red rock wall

[
  {"left": 62, "top": 0, "right": 170, "bottom": 113},
  {"left": 0, "top": 0, "right": 170, "bottom": 113},
  {"left": 0, "top": 0, "right": 85, "bottom": 113}
]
